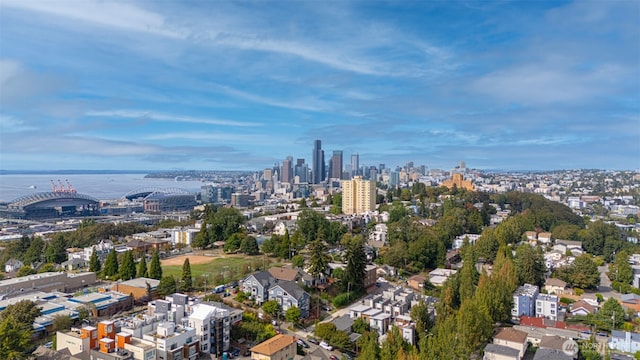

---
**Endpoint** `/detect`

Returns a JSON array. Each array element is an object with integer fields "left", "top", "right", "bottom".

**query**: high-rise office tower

[
  {"left": 312, "top": 140, "right": 325, "bottom": 184},
  {"left": 329, "top": 150, "right": 343, "bottom": 180},
  {"left": 295, "top": 158, "right": 308, "bottom": 183},
  {"left": 341, "top": 176, "right": 376, "bottom": 214},
  {"left": 282, "top": 156, "right": 293, "bottom": 184},
  {"left": 351, "top": 153, "right": 359, "bottom": 177}
]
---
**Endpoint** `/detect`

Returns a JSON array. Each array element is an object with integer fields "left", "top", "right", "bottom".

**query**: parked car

[
  {"left": 319, "top": 341, "right": 333, "bottom": 351},
  {"left": 297, "top": 339, "right": 309, "bottom": 348},
  {"left": 44, "top": 342, "right": 53, "bottom": 349},
  {"left": 308, "top": 338, "right": 319, "bottom": 345},
  {"left": 329, "top": 355, "right": 339, "bottom": 360}
]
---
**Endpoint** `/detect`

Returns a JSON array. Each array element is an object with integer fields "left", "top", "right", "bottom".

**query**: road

[{"left": 597, "top": 264, "right": 621, "bottom": 301}]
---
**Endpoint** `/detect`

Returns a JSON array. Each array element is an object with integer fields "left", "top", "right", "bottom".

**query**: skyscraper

[
  {"left": 351, "top": 153, "right": 359, "bottom": 177},
  {"left": 312, "top": 140, "right": 325, "bottom": 184},
  {"left": 282, "top": 156, "right": 293, "bottom": 184},
  {"left": 329, "top": 150, "right": 343, "bottom": 180},
  {"left": 294, "top": 158, "right": 308, "bottom": 183},
  {"left": 341, "top": 176, "right": 376, "bottom": 214}
]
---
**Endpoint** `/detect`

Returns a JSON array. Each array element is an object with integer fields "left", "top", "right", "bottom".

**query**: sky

[{"left": 0, "top": 1, "right": 639, "bottom": 172}]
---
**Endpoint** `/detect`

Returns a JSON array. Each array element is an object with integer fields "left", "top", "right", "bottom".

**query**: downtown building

[{"left": 341, "top": 176, "right": 376, "bottom": 215}]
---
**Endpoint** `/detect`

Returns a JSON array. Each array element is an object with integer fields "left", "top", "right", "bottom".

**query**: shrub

[{"left": 332, "top": 292, "right": 357, "bottom": 308}]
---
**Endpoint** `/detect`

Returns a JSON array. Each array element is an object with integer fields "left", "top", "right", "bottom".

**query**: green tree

[
  {"left": 102, "top": 248, "right": 119, "bottom": 280},
  {"left": 1, "top": 300, "right": 41, "bottom": 325},
  {"left": 458, "top": 247, "right": 479, "bottom": 302},
  {"left": 51, "top": 314, "right": 73, "bottom": 332},
  {"left": 342, "top": 234, "right": 367, "bottom": 293},
  {"left": 291, "top": 255, "right": 305, "bottom": 268},
  {"left": 23, "top": 237, "right": 44, "bottom": 265},
  {"left": 598, "top": 297, "right": 625, "bottom": 330},
  {"left": 609, "top": 251, "right": 633, "bottom": 285},
  {"left": 89, "top": 247, "right": 101, "bottom": 273},
  {"left": 240, "top": 236, "right": 259, "bottom": 255},
  {"left": 37, "top": 262, "right": 56, "bottom": 273},
  {"left": 475, "top": 228, "right": 499, "bottom": 262},
  {"left": 571, "top": 254, "right": 601, "bottom": 290},
  {"left": 157, "top": 276, "right": 177, "bottom": 297},
  {"left": 136, "top": 255, "right": 148, "bottom": 278},
  {"left": 16, "top": 266, "right": 35, "bottom": 277},
  {"left": 179, "top": 258, "right": 193, "bottom": 292},
  {"left": 329, "top": 330, "right": 353, "bottom": 351},
  {"left": 308, "top": 238, "right": 330, "bottom": 283},
  {"left": 314, "top": 322, "right": 336, "bottom": 340},
  {"left": 456, "top": 297, "right": 493, "bottom": 357},
  {"left": 409, "top": 300, "right": 433, "bottom": 337},
  {"left": 149, "top": 250, "right": 162, "bottom": 280},
  {"left": 224, "top": 232, "right": 243, "bottom": 253},
  {"left": 0, "top": 316, "right": 31, "bottom": 359},
  {"left": 44, "top": 234, "right": 67, "bottom": 264},
  {"left": 284, "top": 306, "right": 301, "bottom": 323},
  {"left": 119, "top": 251, "right": 136, "bottom": 281},
  {"left": 352, "top": 317, "right": 370, "bottom": 334},
  {"left": 514, "top": 243, "right": 545, "bottom": 287},
  {"left": 357, "top": 331, "right": 380, "bottom": 360},
  {"left": 262, "top": 300, "right": 280, "bottom": 317},
  {"left": 380, "top": 326, "right": 409, "bottom": 360}
]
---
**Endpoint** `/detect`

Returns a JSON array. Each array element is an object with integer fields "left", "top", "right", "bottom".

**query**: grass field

[{"left": 162, "top": 256, "right": 276, "bottom": 285}]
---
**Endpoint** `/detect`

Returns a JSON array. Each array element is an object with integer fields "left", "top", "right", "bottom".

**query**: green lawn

[{"left": 162, "top": 256, "right": 277, "bottom": 285}]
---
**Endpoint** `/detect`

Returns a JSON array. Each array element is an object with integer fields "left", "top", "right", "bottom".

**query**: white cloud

[
  {"left": 85, "top": 110, "right": 261, "bottom": 127},
  {"left": 1, "top": 0, "right": 187, "bottom": 39}
]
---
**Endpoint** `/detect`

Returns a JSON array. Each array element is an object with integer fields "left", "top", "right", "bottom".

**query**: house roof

[
  {"left": 408, "top": 274, "right": 426, "bottom": 283},
  {"left": 247, "top": 271, "right": 275, "bottom": 287},
  {"left": 271, "top": 280, "right": 307, "bottom": 300},
  {"left": 250, "top": 334, "right": 296, "bottom": 355},
  {"left": 494, "top": 327, "right": 528, "bottom": 343},
  {"left": 332, "top": 314, "right": 354, "bottom": 332},
  {"left": 484, "top": 343, "right": 520, "bottom": 358},
  {"left": 621, "top": 294, "right": 640, "bottom": 304},
  {"left": 545, "top": 278, "right": 567, "bottom": 288},
  {"left": 268, "top": 267, "right": 300, "bottom": 282},
  {"left": 533, "top": 348, "right": 574, "bottom": 360},
  {"left": 540, "top": 335, "right": 572, "bottom": 351},
  {"left": 5, "top": 259, "right": 23, "bottom": 266},
  {"left": 611, "top": 330, "right": 640, "bottom": 342},
  {"left": 571, "top": 300, "right": 595, "bottom": 314}
]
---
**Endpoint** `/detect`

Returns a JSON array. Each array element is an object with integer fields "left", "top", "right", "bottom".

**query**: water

[{"left": 0, "top": 174, "right": 206, "bottom": 202}]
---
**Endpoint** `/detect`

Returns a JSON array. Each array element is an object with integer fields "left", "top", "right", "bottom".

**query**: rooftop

[
  {"left": 251, "top": 334, "right": 296, "bottom": 355},
  {"left": 484, "top": 343, "right": 520, "bottom": 358},
  {"left": 494, "top": 327, "right": 528, "bottom": 343},
  {"left": 514, "top": 283, "right": 539, "bottom": 297},
  {"left": 118, "top": 277, "right": 161, "bottom": 289}
]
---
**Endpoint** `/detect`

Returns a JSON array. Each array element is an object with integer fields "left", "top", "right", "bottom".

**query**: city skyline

[{"left": 1, "top": 1, "right": 638, "bottom": 171}]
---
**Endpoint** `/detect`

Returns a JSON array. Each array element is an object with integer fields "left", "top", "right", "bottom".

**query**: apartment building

[
  {"left": 341, "top": 176, "right": 376, "bottom": 215},
  {"left": 512, "top": 283, "right": 539, "bottom": 319},
  {"left": 536, "top": 294, "right": 559, "bottom": 321}
]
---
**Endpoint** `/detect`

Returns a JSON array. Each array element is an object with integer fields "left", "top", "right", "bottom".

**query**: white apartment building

[
  {"left": 170, "top": 228, "right": 200, "bottom": 246},
  {"left": 188, "top": 303, "right": 241, "bottom": 355},
  {"left": 142, "top": 322, "right": 198, "bottom": 360},
  {"left": 341, "top": 176, "right": 376, "bottom": 215},
  {"left": 536, "top": 294, "right": 559, "bottom": 321}
]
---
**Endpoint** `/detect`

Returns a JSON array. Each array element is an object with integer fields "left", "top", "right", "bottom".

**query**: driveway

[{"left": 597, "top": 264, "right": 621, "bottom": 301}]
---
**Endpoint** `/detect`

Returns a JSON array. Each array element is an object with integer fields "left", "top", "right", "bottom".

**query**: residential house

[
  {"left": 60, "top": 258, "right": 87, "bottom": 271},
  {"left": 407, "top": 274, "right": 426, "bottom": 291},
  {"left": 483, "top": 343, "right": 520, "bottom": 360},
  {"left": 544, "top": 278, "right": 570, "bottom": 295},
  {"left": 268, "top": 281, "right": 310, "bottom": 318},
  {"left": 331, "top": 314, "right": 354, "bottom": 333},
  {"left": 428, "top": 268, "right": 457, "bottom": 287},
  {"left": 538, "top": 232, "right": 552, "bottom": 244},
  {"left": 4, "top": 258, "right": 23, "bottom": 273},
  {"left": 532, "top": 349, "right": 573, "bottom": 360},
  {"left": 570, "top": 300, "right": 596, "bottom": 316},
  {"left": 609, "top": 330, "right": 640, "bottom": 354},
  {"left": 365, "top": 264, "right": 378, "bottom": 289},
  {"left": 453, "top": 233, "right": 481, "bottom": 249},
  {"left": 242, "top": 271, "right": 276, "bottom": 305},
  {"left": 268, "top": 267, "right": 300, "bottom": 283},
  {"left": 524, "top": 231, "right": 538, "bottom": 241},
  {"left": 493, "top": 327, "right": 528, "bottom": 360},
  {"left": 539, "top": 335, "right": 577, "bottom": 359},
  {"left": 250, "top": 334, "right": 297, "bottom": 360}
]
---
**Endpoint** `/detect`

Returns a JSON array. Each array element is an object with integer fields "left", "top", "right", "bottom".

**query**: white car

[{"left": 319, "top": 341, "right": 333, "bottom": 351}]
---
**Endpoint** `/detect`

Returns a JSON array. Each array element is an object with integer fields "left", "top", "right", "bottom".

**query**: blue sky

[{"left": 0, "top": 1, "right": 638, "bottom": 171}]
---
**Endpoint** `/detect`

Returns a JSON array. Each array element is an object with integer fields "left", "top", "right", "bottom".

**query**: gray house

[
  {"left": 268, "top": 280, "right": 310, "bottom": 319},
  {"left": 241, "top": 271, "right": 275, "bottom": 305}
]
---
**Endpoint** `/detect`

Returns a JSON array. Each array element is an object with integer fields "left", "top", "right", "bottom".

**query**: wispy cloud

[{"left": 85, "top": 110, "right": 261, "bottom": 127}]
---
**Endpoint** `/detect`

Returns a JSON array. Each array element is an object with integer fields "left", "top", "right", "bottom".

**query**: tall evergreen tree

[
  {"left": 180, "top": 258, "right": 193, "bottom": 292},
  {"left": 119, "top": 251, "right": 136, "bottom": 281},
  {"left": 308, "top": 237, "right": 330, "bottom": 283},
  {"left": 103, "top": 248, "right": 119, "bottom": 280},
  {"left": 157, "top": 276, "right": 177, "bottom": 297},
  {"left": 380, "top": 326, "right": 410, "bottom": 360},
  {"left": 149, "top": 250, "right": 162, "bottom": 280},
  {"left": 343, "top": 234, "right": 367, "bottom": 293},
  {"left": 136, "top": 255, "right": 148, "bottom": 278},
  {"left": 458, "top": 246, "right": 479, "bottom": 302},
  {"left": 89, "top": 246, "right": 101, "bottom": 273},
  {"left": 514, "top": 243, "right": 545, "bottom": 287}
]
